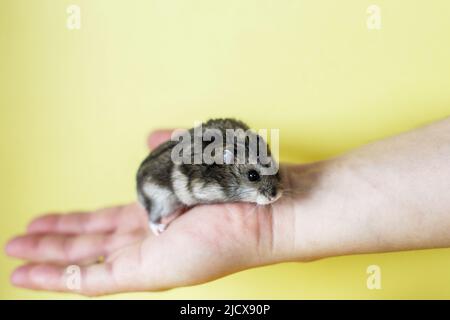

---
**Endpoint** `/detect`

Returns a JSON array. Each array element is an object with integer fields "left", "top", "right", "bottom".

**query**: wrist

[
  {"left": 264, "top": 162, "right": 327, "bottom": 263},
  {"left": 272, "top": 160, "right": 351, "bottom": 263}
]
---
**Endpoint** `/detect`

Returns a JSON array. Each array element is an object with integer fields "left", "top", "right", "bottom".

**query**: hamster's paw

[{"left": 149, "top": 221, "right": 167, "bottom": 236}]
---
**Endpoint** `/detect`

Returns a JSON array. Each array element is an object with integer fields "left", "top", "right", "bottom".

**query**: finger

[
  {"left": 26, "top": 202, "right": 147, "bottom": 235},
  {"left": 147, "top": 129, "right": 174, "bottom": 150},
  {"left": 10, "top": 242, "right": 150, "bottom": 296},
  {"left": 5, "top": 230, "right": 148, "bottom": 264},
  {"left": 10, "top": 263, "right": 120, "bottom": 296}
]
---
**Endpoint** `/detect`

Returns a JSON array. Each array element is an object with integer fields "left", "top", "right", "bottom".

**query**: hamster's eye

[{"left": 247, "top": 170, "right": 261, "bottom": 182}]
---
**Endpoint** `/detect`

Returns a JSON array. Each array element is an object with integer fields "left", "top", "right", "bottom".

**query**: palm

[{"left": 7, "top": 199, "right": 279, "bottom": 295}]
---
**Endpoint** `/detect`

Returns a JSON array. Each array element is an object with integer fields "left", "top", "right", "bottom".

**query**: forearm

[{"left": 286, "top": 117, "right": 450, "bottom": 261}]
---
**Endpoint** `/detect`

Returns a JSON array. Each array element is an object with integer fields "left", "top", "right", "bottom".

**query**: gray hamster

[{"left": 136, "top": 118, "right": 282, "bottom": 235}]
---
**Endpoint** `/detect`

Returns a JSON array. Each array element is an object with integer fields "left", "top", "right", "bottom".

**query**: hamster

[{"left": 136, "top": 118, "right": 283, "bottom": 235}]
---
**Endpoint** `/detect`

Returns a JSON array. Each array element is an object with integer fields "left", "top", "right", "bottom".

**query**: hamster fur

[{"left": 136, "top": 118, "right": 282, "bottom": 235}]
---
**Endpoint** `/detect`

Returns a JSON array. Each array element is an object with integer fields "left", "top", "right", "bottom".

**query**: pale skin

[{"left": 5, "top": 117, "right": 450, "bottom": 296}]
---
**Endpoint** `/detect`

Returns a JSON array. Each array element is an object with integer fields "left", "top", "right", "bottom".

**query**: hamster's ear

[{"left": 223, "top": 149, "right": 234, "bottom": 165}]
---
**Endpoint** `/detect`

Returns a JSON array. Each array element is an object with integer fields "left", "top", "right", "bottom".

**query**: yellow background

[{"left": 1, "top": 0, "right": 450, "bottom": 299}]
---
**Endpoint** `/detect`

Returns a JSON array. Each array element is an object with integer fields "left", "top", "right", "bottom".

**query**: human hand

[
  {"left": 5, "top": 130, "right": 300, "bottom": 296},
  {"left": 11, "top": 118, "right": 450, "bottom": 296}
]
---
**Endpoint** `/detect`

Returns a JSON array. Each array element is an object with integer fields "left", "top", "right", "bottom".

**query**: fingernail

[
  {"left": 27, "top": 220, "right": 44, "bottom": 233},
  {"left": 5, "top": 237, "right": 20, "bottom": 255},
  {"left": 11, "top": 267, "right": 27, "bottom": 286},
  {"left": 27, "top": 214, "right": 57, "bottom": 233}
]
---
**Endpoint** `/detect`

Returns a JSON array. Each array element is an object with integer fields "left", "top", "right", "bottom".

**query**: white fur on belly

[
  {"left": 142, "top": 181, "right": 178, "bottom": 217},
  {"left": 171, "top": 165, "right": 197, "bottom": 206},
  {"left": 191, "top": 180, "right": 225, "bottom": 202}
]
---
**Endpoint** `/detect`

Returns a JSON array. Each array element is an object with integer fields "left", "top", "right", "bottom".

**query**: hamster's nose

[{"left": 270, "top": 188, "right": 277, "bottom": 198}]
